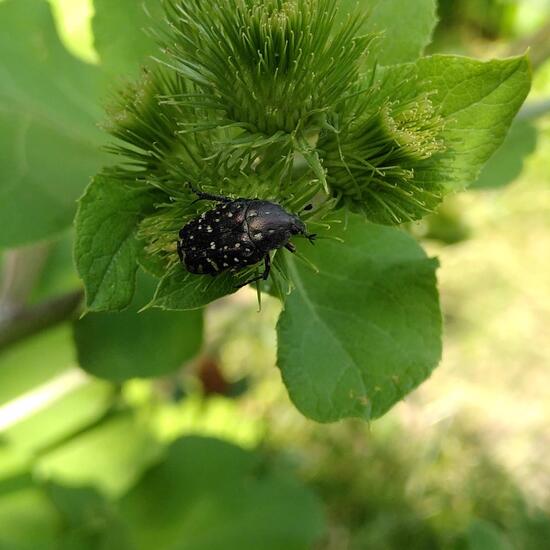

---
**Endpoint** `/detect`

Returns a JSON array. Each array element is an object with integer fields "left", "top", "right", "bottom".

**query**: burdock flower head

[
  {"left": 76, "top": 0, "right": 530, "bottom": 312},
  {"left": 75, "top": 0, "right": 529, "bottom": 423}
]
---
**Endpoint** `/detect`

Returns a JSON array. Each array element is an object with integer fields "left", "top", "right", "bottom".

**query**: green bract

[
  {"left": 73, "top": 0, "right": 531, "bottom": 422},
  {"left": 319, "top": 81, "right": 447, "bottom": 224},
  {"left": 162, "top": 0, "right": 372, "bottom": 135}
]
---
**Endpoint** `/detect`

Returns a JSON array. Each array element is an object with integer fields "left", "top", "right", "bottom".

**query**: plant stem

[
  {"left": 0, "top": 290, "right": 83, "bottom": 352},
  {"left": 506, "top": 21, "right": 550, "bottom": 70},
  {"left": 518, "top": 98, "right": 550, "bottom": 120},
  {"left": 0, "top": 244, "right": 51, "bottom": 312}
]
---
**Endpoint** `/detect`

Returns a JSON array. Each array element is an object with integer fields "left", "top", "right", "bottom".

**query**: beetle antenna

[
  {"left": 187, "top": 182, "right": 232, "bottom": 204},
  {"left": 187, "top": 182, "right": 200, "bottom": 195}
]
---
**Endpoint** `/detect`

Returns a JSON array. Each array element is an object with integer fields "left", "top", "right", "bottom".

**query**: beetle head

[
  {"left": 290, "top": 215, "right": 306, "bottom": 235},
  {"left": 290, "top": 215, "right": 316, "bottom": 244},
  {"left": 245, "top": 201, "right": 316, "bottom": 246}
]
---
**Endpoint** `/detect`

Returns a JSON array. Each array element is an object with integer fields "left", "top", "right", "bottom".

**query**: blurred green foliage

[
  {"left": 0, "top": 0, "right": 549, "bottom": 549},
  {"left": 437, "top": 0, "right": 550, "bottom": 40},
  {"left": 437, "top": 0, "right": 519, "bottom": 39}
]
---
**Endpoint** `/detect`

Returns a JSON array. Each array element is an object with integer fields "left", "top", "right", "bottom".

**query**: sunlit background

[{"left": 1, "top": 1, "right": 550, "bottom": 548}]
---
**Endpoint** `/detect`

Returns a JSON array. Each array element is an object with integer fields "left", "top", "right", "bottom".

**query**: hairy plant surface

[{"left": 69, "top": 0, "right": 531, "bottom": 422}]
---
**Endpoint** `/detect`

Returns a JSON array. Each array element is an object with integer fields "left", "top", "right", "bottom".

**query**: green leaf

[
  {"left": 151, "top": 268, "right": 240, "bottom": 312},
  {"left": 35, "top": 414, "right": 162, "bottom": 498},
  {"left": 2, "top": 375, "right": 113, "bottom": 455},
  {"left": 384, "top": 54, "right": 532, "bottom": 192},
  {"left": 73, "top": 274, "right": 203, "bottom": 381},
  {"left": 0, "top": 483, "right": 59, "bottom": 550},
  {"left": 92, "top": 0, "right": 163, "bottom": 77},
  {"left": 45, "top": 483, "right": 106, "bottom": 531},
  {"left": 0, "top": 445, "right": 29, "bottom": 482},
  {"left": 0, "top": 326, "right": 74, "bottom": 406},
  {"left": 0, "top": 0, "right": 108, "bottom": 248},
  {"left": 471, "top": 118, "right": 538, "bottom": 189},
  {"left": 277, "top": 215, "right": 441, "bottom": 422},
  {"left": 336, "top": 0, "right": 437, "bottom": 65},
  {"left": 119, "top": 436, "right": 325, "bottom": 550},
  {"left": 0, "top": 471, "right": 129, "bottom": 550},
  {"left": 467, "top": 520, "right": 514, "bottom": 550},
  {"left": 363, "top": 0, "right": 438, "bottom": 65},
  {"left": 74, "top": 174, "right": 157, "bottom": 312},
  {"left": 45, "top": 483, "right": 133, "bottom": 550}
]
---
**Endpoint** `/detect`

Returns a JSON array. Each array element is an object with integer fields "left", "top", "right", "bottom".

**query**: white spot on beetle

[
  {"left": 253, "top": 232, "right": 263, "bottom": 240},
  {"left": 223, "top": 262, "right": 229, "bottom": 267},
  {"left": 227, "top": 212, "right": 233, "bottom": 218},
  {"left": 268, "top": 229, "right": 275, "bottom": 234},
  {"left": 248, "top": 211, "right": 257, "bottom": 217},
  {"left": 235, "top": 243, "right": 241, "bottom": 248},
  {"left": 207, "top": 226, "right": 213, "bottom": 232}
]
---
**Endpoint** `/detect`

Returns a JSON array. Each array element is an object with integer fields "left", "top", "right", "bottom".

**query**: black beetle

[{"left": 177, "top": 187, "right": 316, "bottom": 287}]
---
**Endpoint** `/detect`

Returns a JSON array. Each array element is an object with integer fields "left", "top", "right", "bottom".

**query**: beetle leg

[
  {"left": 295, "top": 228, "right": 317, "bottom": 245},
  {"left": 305, "top": 232, "right": 317, "bottom": 244},
  {"left": 235, "top": 254, "right": 271, "bottom": 288},
  {"left": 285, "top": 242, "right": 296, "bottom": 253},
  {"left": 235, "top": 274, "right": 262, "bottom": 289},
  {"left": 177, "top": 240, "right": 184, "bottom": 263},
  {"left": 262, "top": 253, "right": 271, "bottom": 280}
]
